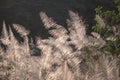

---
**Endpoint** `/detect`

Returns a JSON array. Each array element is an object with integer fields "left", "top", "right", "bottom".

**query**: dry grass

[{"left": 0, "top": 11, "right": 120, "bottom": 80}]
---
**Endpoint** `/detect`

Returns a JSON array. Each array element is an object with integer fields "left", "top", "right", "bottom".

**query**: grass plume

[{"left": 0, "top": 11, "right": 119, "bottom": 80}]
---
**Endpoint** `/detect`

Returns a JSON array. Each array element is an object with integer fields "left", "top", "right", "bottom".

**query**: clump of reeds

[{"left": 0, "top": 11, "right": 119, "bottom": 80}]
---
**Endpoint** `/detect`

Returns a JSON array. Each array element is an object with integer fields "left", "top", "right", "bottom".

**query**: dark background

[{"left": 0, "top": 0, "right": 115, "bottom": 39}]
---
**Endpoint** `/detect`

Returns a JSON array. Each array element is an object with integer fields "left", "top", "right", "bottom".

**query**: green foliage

[
  {"left": 115, "top": 0, "right": 120, "bottom": 4},
  {"left": 92, "top": 24, "right": 115, "bottom": 38},
  {"left": 103, "top": 37, "right": 120, "bottom": 56},
  {"left": 92, "top": 0, "right": 120, "bottom": 56},
  {"left": 81, "top": 46, "right": 101, "bottom": 60},
  {"left": 115, "top": 0, "right": 120, "bottom": 13},
  {"left": 95, "top": 0, "right": 120, "bottom": 25},
  {"left": 95, "top": 7, "right": 120, "bottom": 25},
  {"left": 81, "top": 46, "right": 91, "bottom": 54}
]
